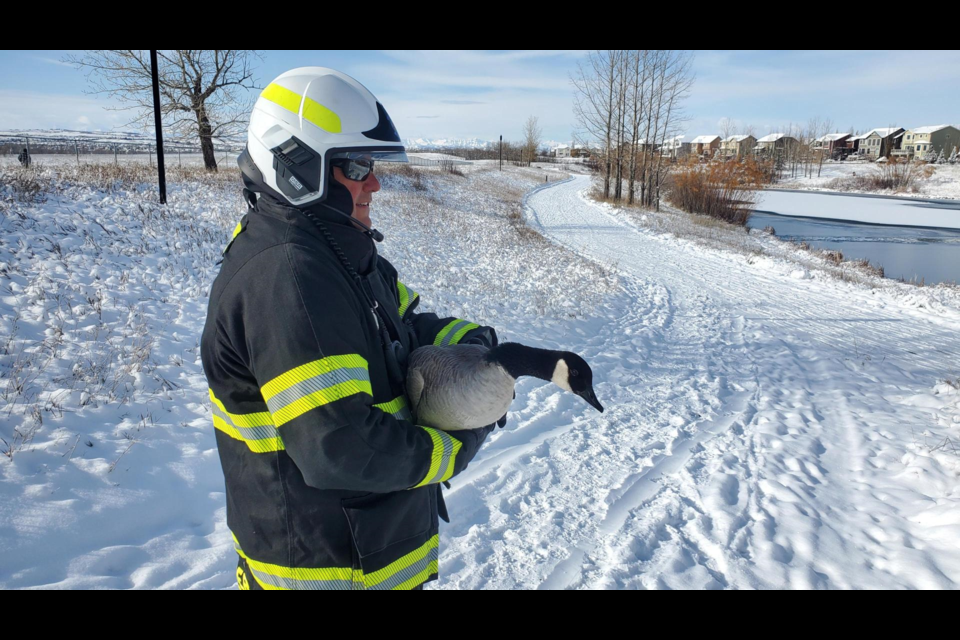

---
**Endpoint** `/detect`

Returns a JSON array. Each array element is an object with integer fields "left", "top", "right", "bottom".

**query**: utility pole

[
  {"left": 499, "top": 135, "right": 502, "bottom": 171},
  {"left": 150, "top": 50, "right": 167, "bottom": 205}
]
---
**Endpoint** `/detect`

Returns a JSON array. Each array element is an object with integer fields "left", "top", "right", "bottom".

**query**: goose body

[{"left": 406, "top": 342, "right": 604, "bottom": 431}]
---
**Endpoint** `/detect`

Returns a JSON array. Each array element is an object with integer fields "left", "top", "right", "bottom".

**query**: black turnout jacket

[{"left": 201, "top": 190, "right": 497, "bottom": 590}]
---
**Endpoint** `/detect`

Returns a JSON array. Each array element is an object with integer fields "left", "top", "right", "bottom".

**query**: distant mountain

[
  {"left": 0, "top": 128, "right": 246, "bottom": 150},
  {"left": 404, "top": 138, "right": 497, "bottom": 150}
]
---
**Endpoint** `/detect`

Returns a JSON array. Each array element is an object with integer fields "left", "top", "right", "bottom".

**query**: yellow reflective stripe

[
  {"left": 302, "top": 97, "right": 342, "bottom": 133},
  {"left": 374, "top": 395, "right": 412, "bottom": 421},
  {"left": 233, "top": 532, "right": 437, "bottom": 590},
  {"left": 222, "top": 220, "right": 244, "bottom": 256},
  {"left": 209, "top": 389, "right": 283, "bottom": 453},
  {"left": 261, "top": 354, "right": 368, "bottom": 400},
  {"left": 412, "top": 427, "right": 461, "bottom": 488},
  {"left": 364, "top": 534, "right": 440, "bottom": 590},
  {"left": 233, "top": 533, "right": 356, "bottom": 590},
  {"left": 260, "top": 82, "right": 302, "bottom": 116},
  {"left": 450, "top": 322, "right": 480, "bottom": 345},
  {"left": 271, "top": 381, "right": 372, "bottom": 427},
  {"left": 434, "top": 319, "right": 480, "bottom": 346},
  {"left": 397, "top": 281, "right": 419, "bottom": 317},
  {"left": 261, "top": 355, "right": 372, "bottom": 428}
]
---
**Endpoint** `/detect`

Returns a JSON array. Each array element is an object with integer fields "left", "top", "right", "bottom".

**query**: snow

[
  {"left": 755, "top": 189, "right": 960, "bottom": 229},
  {"left": 690, "top": 136, "right": 721, "bottom": 144},
  {"left": 816, "top": 133, "right": 851, "bottom": 142},
  {"left": 2, "top": 165, "right": 959, "bottom": 590},
  {"left": 911, "top": 125, "right": 954, "bottom": 135},
  {"left": 775, "top": 162, "right": 960, "bottom": 200}
]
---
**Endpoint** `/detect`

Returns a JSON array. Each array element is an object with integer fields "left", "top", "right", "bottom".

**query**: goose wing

[{"left": 406, "top": 367, "right": 425, "bottom": 417}]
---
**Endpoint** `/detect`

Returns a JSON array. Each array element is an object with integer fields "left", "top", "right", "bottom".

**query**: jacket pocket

[{"left": 341, "top": 487, "right": 433, "bottom": 560}]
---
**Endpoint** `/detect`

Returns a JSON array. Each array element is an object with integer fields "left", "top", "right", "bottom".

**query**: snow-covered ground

[
  {"left": 472, "top": 175, "right": 958, "bottom": 589},
  {"left": 776, "top": 161, "right": 960, "bottom": 200},
  {"left": 2, "top": 165, "right": 958, "bottom": 589}
]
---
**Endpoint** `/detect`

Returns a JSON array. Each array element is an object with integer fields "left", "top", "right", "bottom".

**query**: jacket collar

[{"left": 252, "top": 192, "right": 379, "bottom": 275}]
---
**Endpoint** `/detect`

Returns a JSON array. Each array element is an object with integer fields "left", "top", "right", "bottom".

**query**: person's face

[{"left": 331, "top": 165, "right": 381, "bottom": 229}]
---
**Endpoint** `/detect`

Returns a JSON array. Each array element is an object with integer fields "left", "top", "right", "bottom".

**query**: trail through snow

[{"left": 437, "top": 175, "right": 960, "bottom": 589}]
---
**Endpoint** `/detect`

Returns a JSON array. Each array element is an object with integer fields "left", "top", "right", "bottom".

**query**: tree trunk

[{"left": 197, "top": 103, "right": 218, "bottom": 171}]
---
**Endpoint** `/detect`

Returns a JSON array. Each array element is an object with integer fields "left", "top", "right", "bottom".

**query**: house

[
  {"left": 846, "top": 133, "right": 865, "bottom": 155},
  {"left": 659, "top": 135, "right": 690, "bottom": 159},
  {"left": 570, "top": 146, "right": 591, "bottom": 158},
  {"left": 755, "top": 133, "right": 799, "bottom": 156},
  {"left": 897, "top": 125, "right": 960, "bottom": 159},
  {"left": 721, "top": 134, "right": 757, "bottom": 159},
  {"left": 857, "top": 127, "right": 904, "bottom": 159},
  {"left": 813, "top": 133, "right": 852, "bottom": 157},
  {"left": 690, "top": 135, "right": 721, "bottom": 157},
  {"left": 554, "top": 144, "right": 571, "bottom": 158}
]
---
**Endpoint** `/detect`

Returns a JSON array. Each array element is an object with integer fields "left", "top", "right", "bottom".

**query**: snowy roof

[
  {"left": 690, "top": 135, "right": 721, "bottom": 144},
  {"left": 910, "top": 124, "right": 954, "bottom": 134},
  {"left": 724, "top": 134, "right": 753, "bottom": 142},
  {"left": 554, "top": 144, "right": 569, "bottom": 149},
  {"left": 859, "top": 127, "right": 901, "bottom": 138},
  {"left": 816, "top": 133, "right": 851, "bottom": 142},
  {"left": 757, "top": 133, "right": 787, "bottom": 142}
]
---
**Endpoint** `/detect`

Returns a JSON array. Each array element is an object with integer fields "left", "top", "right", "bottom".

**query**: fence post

[
  {"left": 114, "top": 145, "right": 118, "bottom": 166},
  {"left": 149, "top": 146, "right": 153, "bottom": 167},
  {"left": 75, "top": 140, "right": 80, "bottom": 164}
]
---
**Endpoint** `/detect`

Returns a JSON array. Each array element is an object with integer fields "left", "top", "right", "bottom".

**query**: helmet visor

[{"left": 330, "top": 149, "right": 409, "bottom": 163}]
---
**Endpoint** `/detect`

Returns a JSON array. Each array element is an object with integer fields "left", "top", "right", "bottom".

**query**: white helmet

[{"left": 238, "top": 67, "right": 408, "bottom": 206}]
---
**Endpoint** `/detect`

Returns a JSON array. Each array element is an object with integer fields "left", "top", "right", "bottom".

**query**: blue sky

[{"left": 1, "top": 50, "right": 958, "bottom": 144}]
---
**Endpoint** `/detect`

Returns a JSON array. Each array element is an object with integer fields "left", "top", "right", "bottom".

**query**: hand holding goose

[{"left": 406, "top": 342, "right": 604, "bottom": 432}]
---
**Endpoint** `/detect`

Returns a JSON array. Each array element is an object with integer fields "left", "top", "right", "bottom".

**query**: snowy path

[{"left": 438, "top": 175, "right": 960, "bottom": 589}]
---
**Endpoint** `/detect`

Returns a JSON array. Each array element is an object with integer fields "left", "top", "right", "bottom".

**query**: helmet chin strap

[{"left": 317, "top": 201, "right": 385, "bottom": 242}]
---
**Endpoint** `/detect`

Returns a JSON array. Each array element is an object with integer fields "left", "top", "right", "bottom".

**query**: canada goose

[{"left": 405, "top": 342, "right": 604, "bottom": 431}]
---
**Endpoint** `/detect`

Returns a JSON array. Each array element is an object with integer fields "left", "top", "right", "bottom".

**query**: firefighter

[{"left": 201, "top": 67, "right": 502, "bottom": 590}]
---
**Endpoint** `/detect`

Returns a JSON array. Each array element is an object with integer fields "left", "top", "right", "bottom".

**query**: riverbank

[{"left": 775, "top": 162, "right": 960, "bottom": 200}]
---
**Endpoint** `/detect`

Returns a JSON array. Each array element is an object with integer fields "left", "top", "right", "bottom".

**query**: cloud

[{"left": 0, "top": 90, "right": 131, "bottom": 131}]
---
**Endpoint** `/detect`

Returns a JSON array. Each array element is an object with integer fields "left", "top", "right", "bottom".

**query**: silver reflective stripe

[
  {"left": 248, "top": 569, "right": 355, "bottom": 591},
  {"left": 366, "top": 545, "right": 439, "bottom": 590},
  {"left": 211, "top": 403, "right": 276, "bottom": 442},
  {"left": 424, "top": 429, "right": 456, "bottom": 485},
  {"left": 264, "top": 366, "right": 370, "bottom": 415},
  {"left": 438, "top": 320, "right": 470, "bottom": 346},
  {"left": 388, "top": 406, "right": 413, "bottom": 421}
]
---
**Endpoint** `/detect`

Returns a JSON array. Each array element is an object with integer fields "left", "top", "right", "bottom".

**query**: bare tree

[
  {"left": 65, "top": 50, "right": 263, "bottom": 170},
  {"left": 522, "top": 115, "right": 543, "bottom": 167},
  {"left": 572, "top": 50, "right": 693, "bottom": 209},
  {"left": 572, "top": 50, "right": 623, "bottom": 198}
]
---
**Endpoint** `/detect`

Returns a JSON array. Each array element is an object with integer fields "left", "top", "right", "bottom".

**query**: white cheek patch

[{"left": 552, "top": 359, "right": 572, "bottom": 391}]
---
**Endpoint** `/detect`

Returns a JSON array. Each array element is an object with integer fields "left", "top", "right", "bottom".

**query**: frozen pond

[{"left": 748, "top": 210, "right": 960, "bottom": 285}]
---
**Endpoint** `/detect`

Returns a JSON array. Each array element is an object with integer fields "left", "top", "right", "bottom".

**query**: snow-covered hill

[{"left": 1, "top": 163, "right": 958, "bottom": 589}]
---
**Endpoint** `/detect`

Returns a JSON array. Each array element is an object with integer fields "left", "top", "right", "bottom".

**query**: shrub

[{"left": 665, "top": 157, "right": 768, "bottom": 225}]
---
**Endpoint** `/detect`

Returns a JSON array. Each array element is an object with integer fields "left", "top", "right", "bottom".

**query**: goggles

[
  {"left": 331, "top": 157, "right": 376, "bottom": 182},
  {"left": 329, "top": 149, "right": 408, "bottom": 182}
]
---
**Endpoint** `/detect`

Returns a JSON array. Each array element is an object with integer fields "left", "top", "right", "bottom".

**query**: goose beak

[{"left": 578, "top": 387, "right": 604, "bottom": 413}]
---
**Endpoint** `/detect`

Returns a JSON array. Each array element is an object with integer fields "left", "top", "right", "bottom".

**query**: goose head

[
  {"left": 488, "top": 343, "right": 604, "bottom": 413},
  {"left": 551, "top": 352, "right": 604, "bottom": 413}
]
